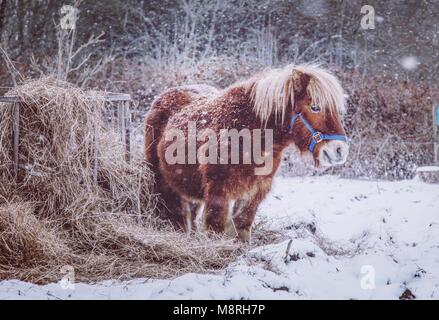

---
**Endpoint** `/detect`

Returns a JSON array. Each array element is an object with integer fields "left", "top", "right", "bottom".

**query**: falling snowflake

[
  {"left": 400, "top": 56, "right": 420, "bottom": 70},
  {"left": 376, "top": 16, "right": 384, "bottom": 23}
]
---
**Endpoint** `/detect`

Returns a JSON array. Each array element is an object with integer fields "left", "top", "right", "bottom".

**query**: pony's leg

[
  {"left": 181, "top": 200, "right": 201, "bottom": 234},
  {"left": 190, "top": 202, "right": 202, "bottom": 231},
  {"left": 202, "top": 184, "right": 228, "bottom": 234},
  {"left": 231, "top": 184, "right": 271, "bottom": 243},
  {"left": 144, "top": 105, "right": 185, "bottom": 229},
  {"left": 224, "top": 200, "right": 245, "bottom": 237},
  {"left": 158, "top": 182, "right": 185, "bottom": 230}
]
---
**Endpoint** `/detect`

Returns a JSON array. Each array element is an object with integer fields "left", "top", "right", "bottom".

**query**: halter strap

[{"left": 289, "top": 112, "right": 347, "bottom": 153}]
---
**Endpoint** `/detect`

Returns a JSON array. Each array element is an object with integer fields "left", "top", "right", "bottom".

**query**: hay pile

[{"left": 0, "top": 78, "right": 241, "bottom": 284}]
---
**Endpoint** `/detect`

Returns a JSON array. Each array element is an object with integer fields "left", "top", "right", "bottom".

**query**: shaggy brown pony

[{"left": 145, "top": 64, "right": 349, "bottom": 242}]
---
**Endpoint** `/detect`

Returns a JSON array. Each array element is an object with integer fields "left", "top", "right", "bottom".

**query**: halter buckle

[{"left": 312, "top": 132, "right": 322, "bottom": 144}]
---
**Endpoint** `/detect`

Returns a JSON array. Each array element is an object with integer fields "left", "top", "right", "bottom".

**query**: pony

[{"left": 144, "top": 64, "right": 349, "bottom": 243}]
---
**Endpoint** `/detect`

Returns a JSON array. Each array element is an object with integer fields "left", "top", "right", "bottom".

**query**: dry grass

[
  {"left": 339, "top": 73, "right": 436, "bottom": 179},
  {"left": 0, "top": 78, "right": 244, "bottom": 284}
]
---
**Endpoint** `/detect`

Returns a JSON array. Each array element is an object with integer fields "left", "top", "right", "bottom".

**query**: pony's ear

[{"left": 292, "top": 69, "right": 311, "bottom": 98}]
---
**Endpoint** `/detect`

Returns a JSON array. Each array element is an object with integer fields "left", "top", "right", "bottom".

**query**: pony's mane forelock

[{"left": 244, "top": 64, "right": 346, "bottom": 125}]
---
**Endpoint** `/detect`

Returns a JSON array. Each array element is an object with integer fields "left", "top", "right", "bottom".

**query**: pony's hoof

[{"left": 237, "top": 229, "right": 252, "bottom": 244}]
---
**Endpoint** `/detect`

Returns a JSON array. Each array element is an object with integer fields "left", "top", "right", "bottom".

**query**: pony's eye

[{"left": 310, "top": 104, "right": 321, "bottom": 113}]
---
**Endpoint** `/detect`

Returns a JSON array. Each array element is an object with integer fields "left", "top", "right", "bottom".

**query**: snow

[
  {"left": 1, "top": 176, "right": 439, "bottom": 300},
  {"left": 400, "top": 56, "right": 420, "bottom": 70},
  {"left": 376, "top": 16, "right": 385, "bottom": 23}
]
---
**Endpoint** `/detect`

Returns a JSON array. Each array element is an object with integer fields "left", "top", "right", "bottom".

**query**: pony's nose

[
  {"left": 336, "top": 147, "right": 343, "bottom": 160},
  {"left": 318, "top": 140, "right": 349, "bottom": 166}
]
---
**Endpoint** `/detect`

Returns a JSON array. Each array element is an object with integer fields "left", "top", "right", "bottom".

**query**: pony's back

[{"left": 144, "top": 84, "right": 218, "bottom": 164}]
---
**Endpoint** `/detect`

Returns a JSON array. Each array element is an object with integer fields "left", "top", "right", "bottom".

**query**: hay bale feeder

[{"left": 0, "top": 91, "right": 132, "bottom": 181}]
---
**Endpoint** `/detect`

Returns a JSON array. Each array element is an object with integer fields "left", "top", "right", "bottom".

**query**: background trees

[{"left": 1, "top": 0, "right": 438, "bottom": 86}]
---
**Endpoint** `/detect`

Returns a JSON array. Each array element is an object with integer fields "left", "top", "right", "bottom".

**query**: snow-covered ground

[{"left": 1, "top": 176, "right": 438, "bottom": 300}]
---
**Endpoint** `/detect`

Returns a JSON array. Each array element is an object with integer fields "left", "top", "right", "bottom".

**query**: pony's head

[{"left": 249, "top": 64, "right": 349, "bottom": 167}]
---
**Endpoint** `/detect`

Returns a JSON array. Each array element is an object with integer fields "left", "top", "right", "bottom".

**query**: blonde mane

[{"left": 245, "top": 64, "right": 346, "bottom": 124}]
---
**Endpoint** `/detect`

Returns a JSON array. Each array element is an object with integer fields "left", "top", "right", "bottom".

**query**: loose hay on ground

[{"left": 0, "top": 78, "right": 242, "bottom": 284}]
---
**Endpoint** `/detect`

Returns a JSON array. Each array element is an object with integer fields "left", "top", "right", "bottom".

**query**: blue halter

[{"left": 289, "top": 112, "right": 347, "bottom": 153}]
